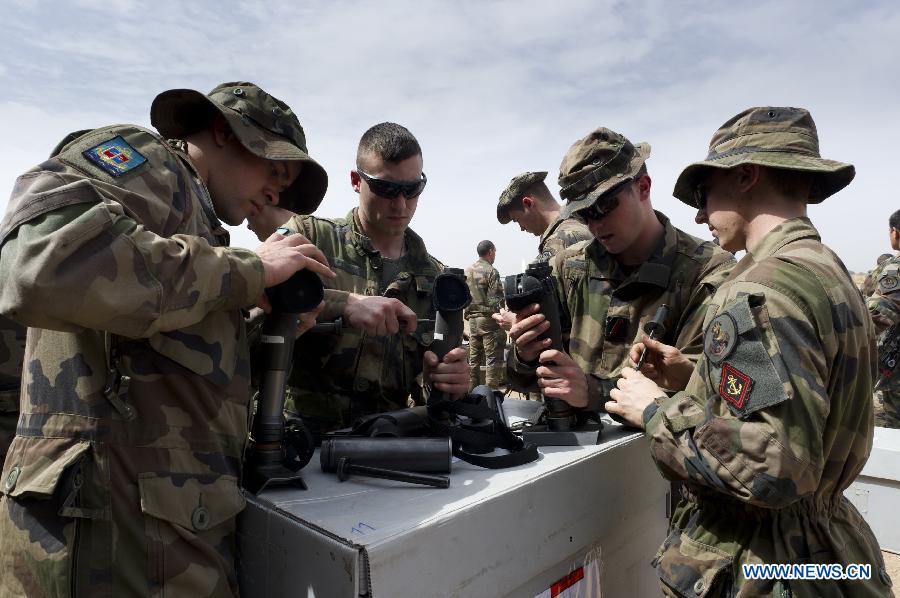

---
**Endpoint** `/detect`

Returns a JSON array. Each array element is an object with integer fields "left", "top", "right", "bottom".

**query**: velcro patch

[
  {"left": 604, "top": 316, "right": 630, "bottom": 342},
  {"left": 881, "top": 275, "right": 899, "bottom": 292},
  {"left": 83, "top": 136, "right": 147, "bottom": 177},
  {"left": 704, "top": 313, "right": 736, "bottom": 364},
  {"left": 719, "top": 363, "right": 752, "bottom": 409}
]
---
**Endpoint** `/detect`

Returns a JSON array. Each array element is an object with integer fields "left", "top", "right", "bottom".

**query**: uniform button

[
  {"left": 693, "top": 578, "right": 705, "bottom": 595},
  {"left": 4, "top": 466, "right": 20, "bottom": 492},
  {"left": 191, "top": 506, "right": 210, "bottom": 531}
]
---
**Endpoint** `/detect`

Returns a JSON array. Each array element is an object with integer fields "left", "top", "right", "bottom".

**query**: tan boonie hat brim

[
  {"left": 673, "top": 106, "right": 855, "bottom": 207},
  {"left": 497, "top": 171, "right": 548, "bottom": 224},
  {"left": 560, "top": 142, "right": 650, "bottom": 218},
  {"left": 150, "top": 86, "right": 328, "bottom": 215}
]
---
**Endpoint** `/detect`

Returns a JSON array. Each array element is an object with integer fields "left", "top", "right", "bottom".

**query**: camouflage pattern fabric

[
  {"left": 536, "top": 214, "right": 593, "bottom": 262},
  {"left": 281, "top": 209, "right": 443, "bottom": 433},
  {"left": 643, "top": 218, "right": 892, "bottom": 597},
  {"left": 861, "top": 253, "right": 894, "bottom": 297},
  {"left": 508, "top": 211, "right": 734, "bottom": 406},
  {"left": 867, "top": 254, "right": 900, "bottom": 428},
  {"left": 464, "top": 258, "right": 505, "bottom": 388},
  {"left": 0, "top": 126, "right": 264, "bottom": 597},
  {"left": 0, "top": 315, "right": 25, "bottom": 464}
]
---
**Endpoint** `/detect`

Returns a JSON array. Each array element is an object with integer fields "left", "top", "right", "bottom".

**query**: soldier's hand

[
  {"left": 535, "top": 349, "right": 588, "bottom": 408},
  {"left": 296, "top": 301, "right": 325, "bottom": 337},
  {"left": 492, "top": 308, "right": 516, "bottom": 332},
  {"left": 509, "top": 303, "right": 551, "bottom": 363},
  {"left": 629, "top": 335, "right": 694, "bottom": 391},
  {"left": 424, "top": 347, "right": 469, "bottom": 397},
  {"left": 344, "top": 294, "right": 417, "bottom": 336},
  {"left": 255, "top": 230, "right": 336, "bottom": 288},
  {"left": 607, "top": 367, "right": 663, "bottom": 428}
]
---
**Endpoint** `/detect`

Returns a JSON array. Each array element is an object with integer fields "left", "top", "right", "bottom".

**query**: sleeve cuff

[
  {"left": 221, "top": 248, "right": 265, "bottom": 309},
  {"left": 321, "top": 289, "right": 350, "bottom": 321}
]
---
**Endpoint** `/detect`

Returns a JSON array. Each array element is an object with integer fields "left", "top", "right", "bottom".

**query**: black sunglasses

[
  {"left": 577, "top": 196, "right": 620, "bottom": 221},
  {"left": 357, "top": 169, "right": 427, "bottom": 199},
  {"left": 693, "top": 184, "right": 707, "bottom": 210}
]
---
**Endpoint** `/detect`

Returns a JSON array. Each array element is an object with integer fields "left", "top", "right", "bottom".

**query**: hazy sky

[{"left": 1, "top": 0, "right": 897, "bottom": 276}]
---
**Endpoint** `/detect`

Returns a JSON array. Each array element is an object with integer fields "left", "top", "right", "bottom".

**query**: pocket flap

[
  {"left": 1, "top": 437, "right": 91, "bottom": 499},
  {"left": 138, "top": 473, "right": 245, "bottom": 531},
  {"left": 658, "top": 532, "right": 733, "bottom": 597}
]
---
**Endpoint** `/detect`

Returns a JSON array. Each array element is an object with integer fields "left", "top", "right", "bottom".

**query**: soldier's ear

[
  {"left": 522, "top": 196, "right": 534, "bottom": 209},
  {"left": 350, "top": 169, "right": 361, "bottom": 193},
  {"left": 210, "top": 115, "right": 235, "bottom": 147}
]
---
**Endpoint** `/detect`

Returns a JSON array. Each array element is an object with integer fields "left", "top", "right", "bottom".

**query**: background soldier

[
  {"left": 494, "top": 171, "right": 593, "bottom": 335},
  {"left": 464, "top": 240, "right": 505, "bottom": 389},
  {"left": 609, "top": 107, "right": 891, "bottom": 596},
  {"left": 0, "top": 82, "right": 333, "bottom": 597},
  {"left": 280, "top": 122, "right": 469, "bottom": 434},
  {"left": 867, "top": 209, "right": 900, "bottom": 427},
  {"left": 507, "top": 127, "right": 733, "bottom": 414},
  {"left": 496, "top": 170, "right": 593, "bottom": 262},
  {"left": 0, "top": 315, "right": 25, "bottom": 463}
]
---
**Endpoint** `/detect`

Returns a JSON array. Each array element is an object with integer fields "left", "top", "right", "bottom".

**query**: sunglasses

[
  {"left": 577, "top": 196, "right": 620, "bottom": 221},
  {"left": 357, "top": 169, "right": 427, "bottom": 199},
  {"left": 692, "top": 184, "right": 707, "bottom": 210}
]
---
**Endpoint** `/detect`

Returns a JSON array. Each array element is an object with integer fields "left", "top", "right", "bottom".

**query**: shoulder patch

[
  {"left": 704, "top": 313, "right": 736, "bottom": 363},
  {"left": 718, "top": 362, "right": 753, "bottom": 409},
  {"left": 880, "top": 275, "right": 899, "bottom": 292},
  {"left": 82, "top": 136, "right": 147, "bottom": 177}
]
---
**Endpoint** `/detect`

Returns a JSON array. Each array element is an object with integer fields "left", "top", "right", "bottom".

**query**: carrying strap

[
  {"left": 102, "top": 333, "right": 134, "bottom": 421},
  {"left": 427, "top": 391, "right": 539, "bottom": 469}
]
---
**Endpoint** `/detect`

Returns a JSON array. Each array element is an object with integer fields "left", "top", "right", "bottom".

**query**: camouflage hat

[
  {"left": 150, "top": 82, "right": 328, "bottom": 215},
  {"left": 673, "top": 106, "right": 854, "bottom": 207},
  {"left": 496, "top": 171, "right": 548, "bottom": 224},
  {"left": 558, "top": 127, "right": 650, "bottom": 218}
]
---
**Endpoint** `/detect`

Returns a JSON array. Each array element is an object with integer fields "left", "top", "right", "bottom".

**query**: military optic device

[
  {"left": 504, "top": 261, "right": 574, "bottom": 431},
  {"left": 244, "top": 239, "right": 324, "bottom": 495}
]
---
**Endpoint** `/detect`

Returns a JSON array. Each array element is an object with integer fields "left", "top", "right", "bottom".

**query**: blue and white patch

[{"left": 83, "top": 136, "right": 147, "bottom": 177}]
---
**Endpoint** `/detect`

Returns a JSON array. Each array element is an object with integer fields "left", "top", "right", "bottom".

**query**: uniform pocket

[
  {"left": 138, "top": 473, "right": 245, "bottom": 596},
  {"left": 1, "top": 436, "right": 91, "bottom": 499},
  {"left": 656, "top": 530, "right": 733, "bottom": 597}
]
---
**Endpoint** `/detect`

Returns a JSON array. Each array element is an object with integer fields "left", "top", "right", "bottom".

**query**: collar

[{"left": 747, "top": 217, "right": 820, "bottom": 261}]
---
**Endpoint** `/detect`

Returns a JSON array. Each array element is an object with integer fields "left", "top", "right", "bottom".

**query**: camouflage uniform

[
  {"left": 861, "top": 253, "right": 894, "bottom": 297},
  {"left": 464, "top": 258, "right": 505, "bottom": 388},
  {"left": 0, "top": 83, "right": 325, "bottom": 597},
  {"left": 646, "top": 107, "right": 891, "bottom": 596},
  {"left": 536, "top": 213, "right": 593, "bottom": 262},
  {"left": 867, "top": 254, "right": 900, "bottom": 427},
  {"left": 0, "top": 315, "right": 25, "bottom": 464},
  {"left": 644, "top": 219, "right": 891, "bottom": 596},
  {"left": 281, "top": 208, "right": 443, "bottom": 433},
  {"left": 508, "top": 212, "right": 734, "bottom": 406}
]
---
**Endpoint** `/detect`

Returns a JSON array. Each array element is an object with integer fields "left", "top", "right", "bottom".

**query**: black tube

[{"left": 320, "top": 437, "right": 452, "bottom": 473}]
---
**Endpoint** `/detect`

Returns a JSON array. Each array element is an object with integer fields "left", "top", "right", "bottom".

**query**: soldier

[
  {"left": 507, "top": 127, "right": 734, "bottom": 413},
  {"left": 0, "top": 82, "right": 334, "bottom": 597},
  {"left": 609, "top": 107, "right": 892, "bottom": 596},
  {"left": 862, "top": 253, "right": 894, "bottom": 296},
  {"left": 494, "top": 171, "right": 593, "bottom": 333},
  {"left": 464, "top": 240, "right": 505, "bottom": 389},
  {"left": 867, "top": 209, "right": 900, "bottom": 427},
  {"left": 278, "top": 122, "right": 469, "bottom": 434},
  {"left": 0, "top": 315, "right": 25, "bottom": 464},
  {"left": 496, "top": 170, "right": 593, "bottom": 262}
]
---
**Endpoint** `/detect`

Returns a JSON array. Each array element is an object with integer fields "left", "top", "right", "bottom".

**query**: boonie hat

[
  {"left": 497, "top": 171, "right": 548, "bottom": 224},
  {"left": 673, "top": 106, "right": 854, "bottom": 206},
  {"left": 558, "top": 127, "right": 650, "bottom": 218},
  {"left": 151, "top": 81, "right": 328, "bottom": 214}
]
